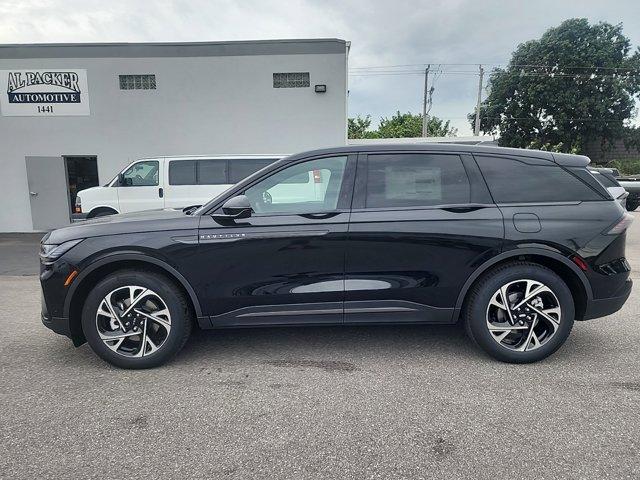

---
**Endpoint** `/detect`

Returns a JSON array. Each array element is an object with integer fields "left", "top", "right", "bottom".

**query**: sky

[{"left": 1, "top": 0, "right": 639, "bottom": 136}]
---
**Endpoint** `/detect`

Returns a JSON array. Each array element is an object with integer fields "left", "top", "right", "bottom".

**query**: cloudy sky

[{"left": 1, "top": 0, "right": 639, "bottom": 135}]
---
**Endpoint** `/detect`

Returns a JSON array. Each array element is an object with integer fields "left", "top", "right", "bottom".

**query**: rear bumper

[
  {"left": 582, "top": 279, "right": 633, "bottom": 320},
  {"left": 71, "top": 213, "right": 88, "bottom": 222}
]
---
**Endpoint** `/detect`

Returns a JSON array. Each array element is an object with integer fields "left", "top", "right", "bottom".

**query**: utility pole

[
  {"left": 474, "top": 64, "right": 484, "bottom": 136},
  {"left": 422, "top": 65, "right": 430, "bottom": 137}
]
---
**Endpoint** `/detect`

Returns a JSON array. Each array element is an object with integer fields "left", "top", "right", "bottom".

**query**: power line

[{"left": 350, "top": 62, "right": 640, "bottom": 72}]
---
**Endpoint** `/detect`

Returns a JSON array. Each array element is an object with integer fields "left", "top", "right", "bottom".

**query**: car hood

[
  {"left": 44, "top": 209, "right": 199, "bottom": 244},
  {"left": 77, "top": 185, "right": 104, "bottom": 197}
]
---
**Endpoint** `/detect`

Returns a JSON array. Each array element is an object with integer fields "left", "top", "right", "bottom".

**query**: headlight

[{"left": 40, "top": 239, "right": 84, "bottom": 263}]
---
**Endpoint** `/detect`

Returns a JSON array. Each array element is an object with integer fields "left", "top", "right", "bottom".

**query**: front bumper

[{"left": 582, "top": 279, "right": 633, "bottom": 320}]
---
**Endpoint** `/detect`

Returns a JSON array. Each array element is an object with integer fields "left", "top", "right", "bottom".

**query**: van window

[
  {"left": 122, "top": 160, "right": 159, "bottom": 186},
  {"left": 229, "top": 159, "right": 277, "bottom": 183},
  {"left": 365, "top": 154, "right": 470, "bottom": 208},
  {"left": 169, "top": 160, "right": 196, "bottom": 185},
  {"left": 244, "top": 156, "right": 347, "bottom": 214},
  {"left": 476, "top": 156, "right": 603, "bottom": 203},
  {"left": 197, "top": 160, "right": 228, "bottom": 185}
]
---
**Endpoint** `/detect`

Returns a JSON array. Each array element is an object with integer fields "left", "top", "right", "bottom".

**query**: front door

[
  {"left": 344, "top": 152, "right": 504, "bottom": 323},
  {"left": 196, "top": 155, "right": 355, "bottom": 326},
  {"left": 117, "top": 159, "right": 164, "bottom": 213},
  {"left": 25, "top": 156, "right": 71, "bottom": 231}
]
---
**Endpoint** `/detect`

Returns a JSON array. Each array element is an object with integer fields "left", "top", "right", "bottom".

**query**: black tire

[
  {"left": 626, "top": 200, "right": 638, "bottom": 212},
  {"left": 81, "top": 270, "right": 192, "bottom": 369},
  {"left": 464, "top": 261, "right": 574, "bottom": 363}
]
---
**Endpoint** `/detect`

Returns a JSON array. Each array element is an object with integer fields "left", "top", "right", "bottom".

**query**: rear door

[
  {"left": 116, "top": 159, "right": 164, "bottom": 213},
  {"left": 344, "top": 151, "right": 504, "bottom": 323}
]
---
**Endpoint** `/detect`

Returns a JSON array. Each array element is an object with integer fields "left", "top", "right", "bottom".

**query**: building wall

[
  {"left": 583, "top": 138, "right": 640, "bottom": 164},
  {"left": 0, "top": 43, "right": 347, "bottom": 231}
]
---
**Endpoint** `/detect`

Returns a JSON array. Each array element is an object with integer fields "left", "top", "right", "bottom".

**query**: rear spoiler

[{"left": 551, "top": 152, "right": 590, "bottom": 167}]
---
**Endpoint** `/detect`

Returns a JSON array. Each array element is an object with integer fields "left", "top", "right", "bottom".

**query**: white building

[{"left": 0, "top": 39, "right": 349, "bottom": 232}]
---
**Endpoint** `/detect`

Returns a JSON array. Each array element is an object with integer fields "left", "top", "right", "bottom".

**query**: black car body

[{"left": 40, "top": 144, "right": 633, "bottom": 367}]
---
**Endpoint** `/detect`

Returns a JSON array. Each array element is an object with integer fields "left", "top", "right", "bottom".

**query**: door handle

[
  {"left": 299, "top": 211, "right": 341, "bottom": 219},
  {"left": 29, "top": 191, "right": 38, "bottom": 197},
  {"left": 439, "top": 203, "right": 488, "bottom": 213},
  {"left": 158, "top": 187, "right": 164, "bottom": 198}
]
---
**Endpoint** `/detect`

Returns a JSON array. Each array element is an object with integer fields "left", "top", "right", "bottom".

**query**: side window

[
  {"left": 365, "top": 154, "right": 470, "bottom": 208},
  {"left": 197, "top": 160, "right": 228, "bottom": 185},
  {"left": 244, "top": 156, "right": 348, "bottom": 214},
  {"left": 169, "top": 160, "right": 196, "bottom": 185},
  {"left": 121, "top": 160, "right": 159, "bottom": 187},
  {"left": 228, "top": 159, "right": 278, "bottom": 183},
  {"left": 476, "top": 156, "right": 603, "bottom": 203}
]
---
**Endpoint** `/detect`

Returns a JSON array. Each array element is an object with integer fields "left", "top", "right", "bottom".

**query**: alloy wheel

[
  {"left": 95, "top": 286, "right": 171, "bottom": 357},
  {"left": 486, "top": 279, "right": 561, "bottom": 352}
]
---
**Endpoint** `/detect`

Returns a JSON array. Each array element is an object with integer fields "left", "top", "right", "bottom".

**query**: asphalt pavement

[{"left": 1, "top": 218, "right": 639, "bottom": 479}]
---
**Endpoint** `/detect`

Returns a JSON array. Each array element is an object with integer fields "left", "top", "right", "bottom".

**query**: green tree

[
  {"left": 347, "top": 115, "right": 379, "bottom": 139},
  {"left": 470, "top": 18, "right": 640, "bottom": 153},
  {"left": 348, "top": 112, "right": 457, "bottom": 139}
]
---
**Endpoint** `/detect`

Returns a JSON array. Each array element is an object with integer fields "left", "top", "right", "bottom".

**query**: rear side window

[
  {"left": 228, "top": 159, "right": 277, "bottom": 183},
  {"left": 475, "top": 156, "right": 603, "bottom": 203},
  {"left": 365, "top": 154, "right": 470, "bottom": 208},
  {"left": 169, "top": 160, "right": 196, "bottom": 185},
  {"left": 197, "top": 160, "right": 228, "bottom": 185},
  {"left": 592, "top": 172, "right": 619, "bottom": 188}
]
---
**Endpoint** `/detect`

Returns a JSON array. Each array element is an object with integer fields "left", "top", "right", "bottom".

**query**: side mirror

[{"left": 212, "top": 195, "right": 252, "bottom": 220}]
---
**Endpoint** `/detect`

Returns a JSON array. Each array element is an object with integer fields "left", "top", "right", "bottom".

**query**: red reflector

[
  {"left": 313, "top": 169, "right": 322, "bottom": 183},
  {"left": 571, "top": 256, "right": 589, "bottom": 271}
]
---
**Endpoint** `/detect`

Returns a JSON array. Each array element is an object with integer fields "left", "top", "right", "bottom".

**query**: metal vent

[
  {"left": 273, "top": 72, "right": 310, "bottom": 88},
  {"left": 119, "top": 74, "right": 157, "bottom": 90}
]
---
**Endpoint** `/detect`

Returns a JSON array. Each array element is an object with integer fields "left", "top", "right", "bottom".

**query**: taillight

[
  {"left": 606, "top": 213, "right": 634, "bottom": 235},
  {"left": 74, "top": 196, "right": 82, "bottom": 214}
]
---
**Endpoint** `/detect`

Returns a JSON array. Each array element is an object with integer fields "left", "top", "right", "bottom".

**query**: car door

[
  {"left": 195, "top": 154, "right": 356, "bottom": 326},
  {"left": 344, "top": 151, "right": 504, "bottom": 324},
  {"left": 116, "top": 159, "right": 165, "bottom": 213}
]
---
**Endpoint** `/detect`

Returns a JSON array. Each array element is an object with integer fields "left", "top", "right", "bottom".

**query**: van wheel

[
  {"left": 81, "top": 270, "right": 192, "bottom": 369},
  {"left": 464, "top": 262, "right": 574, "bottom": 363}
]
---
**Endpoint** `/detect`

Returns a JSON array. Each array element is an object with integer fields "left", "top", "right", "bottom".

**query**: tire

[
  {"left": 464, "top": 262, "right": 574, "bottom": 363},
  {"left": 626, "top": 200, "right": 638, "bottom": 212},
  {"left": 81, "top": 270, "right": 192, "bottom": 368}
]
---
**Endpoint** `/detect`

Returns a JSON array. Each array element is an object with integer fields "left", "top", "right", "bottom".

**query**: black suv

[{"left": 40, "top": 145, "right": 633, "bottom": 368}]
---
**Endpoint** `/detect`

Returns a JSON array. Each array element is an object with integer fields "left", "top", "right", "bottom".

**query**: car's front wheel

[
  {"left": 464, "top": 262, "right": 574, "bottom": 363},
  {"left": 81, "top": 270, "right": 192, "bottom": 368}
]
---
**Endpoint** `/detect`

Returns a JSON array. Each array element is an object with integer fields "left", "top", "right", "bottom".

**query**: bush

[{"left": 608, "top": 159, "right": 640, "bottom": 176}]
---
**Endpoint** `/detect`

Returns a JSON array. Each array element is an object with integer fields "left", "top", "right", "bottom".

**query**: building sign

[{"left": 0, "top": 69, "right": 90, "bottom": 116}]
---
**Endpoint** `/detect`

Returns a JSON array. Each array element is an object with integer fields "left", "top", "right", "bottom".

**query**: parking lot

[{"left": 1, "top": 218, "right": 639, "bottom": 479}]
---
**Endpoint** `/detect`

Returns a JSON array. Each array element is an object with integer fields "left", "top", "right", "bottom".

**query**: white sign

[{"left": 0, "top": 69, "right": 90, "bottom": 116}]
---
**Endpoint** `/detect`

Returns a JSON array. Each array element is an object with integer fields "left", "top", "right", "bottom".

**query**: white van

[{"left": 74, "top": 155, "right": 283, "bottom": 218}]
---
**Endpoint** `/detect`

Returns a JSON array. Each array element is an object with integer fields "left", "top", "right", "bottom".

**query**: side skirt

[{"left": 202, "top": 300, "right": 456, "bottom": 329}]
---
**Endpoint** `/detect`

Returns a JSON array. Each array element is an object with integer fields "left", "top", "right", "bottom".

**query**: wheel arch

[
  {"left": 64, "top": 253, "right": 204, "bottom": 343},
  {"left": 454, "top": 248, "right": 593, "bottom": 322},
  {"left": 87, "top": 206, "right": 119, "bottom": 218}
]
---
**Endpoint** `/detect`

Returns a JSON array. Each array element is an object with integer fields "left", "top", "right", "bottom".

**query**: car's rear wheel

[
  {"left": 464, "top": 262, "right": 574, "bottom": 363},
  {"left": 626, "top": 199, "right": 638, "bottom": 212},
  {"left": 81, "top": 270, "right": 192, "bottom": 368}
]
